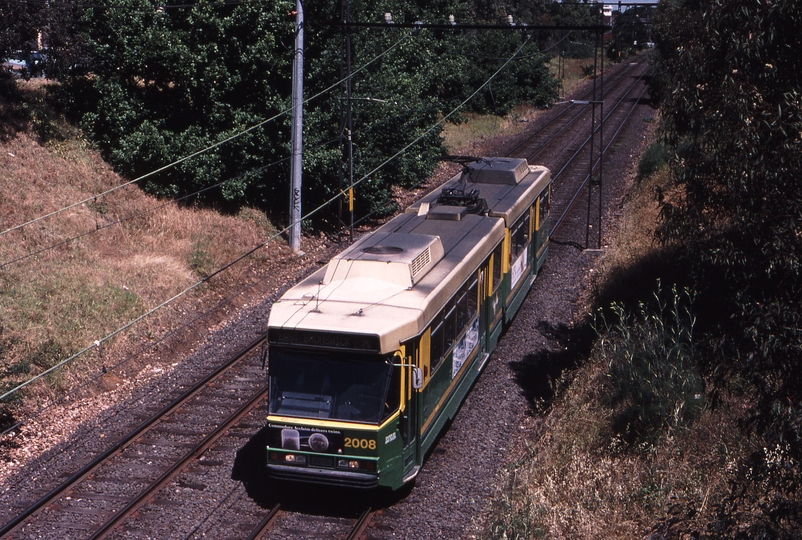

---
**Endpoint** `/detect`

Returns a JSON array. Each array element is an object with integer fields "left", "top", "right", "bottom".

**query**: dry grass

[
  {"left": 485, "top": 354, "right": 755, "bottom": 539},
  {"left": 0, "top": 82, "right": 285, "bottom": 408},
  {"left": 548, "top": 55, "right": 611, "bottom": 102},
  {"left": 480, "top": 119, "right": 764, "bottom": 539},
  {"left": 440, "top": 55, "right": 614, "bottom": 156},
  {"left": 441, "top": 112, "right": 524, "bottom": 154},
  {"left": 595, "top": 132, "right": 666, "bottom": 286}
]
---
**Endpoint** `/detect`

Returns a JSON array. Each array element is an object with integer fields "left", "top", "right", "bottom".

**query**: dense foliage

[
  {"left": 606, "top": 5, "right": 653, "bottom": 60},
  {"left": 652, "top": 0, "right": 802, "bottom": 527},
  {"left": 0, "top": 0, "right": 40, "bottom": 62},
  {"left": 42, "top": 0, "right": 559, "bottom": 227},
  {"left": 596, "top": 285, "right": 702, "bottom": 449}
]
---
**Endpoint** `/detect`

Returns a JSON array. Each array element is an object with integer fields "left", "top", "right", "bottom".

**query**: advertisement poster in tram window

[
  {"left": 452, "top": 319, "right": 480, "bottom": 379},
  {"left": 510, "top": 246, "right": 528, "bottom": 289}
]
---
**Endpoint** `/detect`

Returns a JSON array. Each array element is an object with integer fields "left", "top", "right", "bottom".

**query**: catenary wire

[
  {"left": 0, "top": 33, "right": 410, "bottom": 238},
  {"left": 0, "top": 95, "right": 435, "bottom": 269},
  {"left": 0, "top": 30, "right": 534, "bottom": 404}
]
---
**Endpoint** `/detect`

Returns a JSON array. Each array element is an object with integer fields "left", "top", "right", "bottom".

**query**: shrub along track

[{"left": 0, "top": 55, "right": 656, "bottom": 538}]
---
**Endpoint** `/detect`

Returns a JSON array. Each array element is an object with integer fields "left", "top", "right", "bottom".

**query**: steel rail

[
  {"left": 244, "top": 504, "right": 282, "bottom": 540},
  {"left": 88, "top": 379, "right": 270, "bottom": 538},
  {"left": 345, "top": 508, "right": 375, "bottom": 540},
  {"left": 546, "top": 64, "right": 647, "bottom": 184},
  {"left": 548, "top": 68, "right": 650, "bottom": 238},
  {"left": 504, "top": 62, "right": 637, "bottom": 158},
  {"left": 0, "top": 333, "right": 266, "bottom": 538}
]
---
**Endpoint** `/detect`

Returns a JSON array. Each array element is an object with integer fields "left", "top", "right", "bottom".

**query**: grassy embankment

[
  {"left": 442, "top": 54, "right": 592, "bottom": 151},
  {"left": 0, "top": 79, "right": 282, "bottom": 416},
  {"left": 480, "top": 138, "right": 764, "bottom": 538}
]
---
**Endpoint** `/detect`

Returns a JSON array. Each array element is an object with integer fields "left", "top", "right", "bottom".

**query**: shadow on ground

[
  {"left": 232, "top": 427, "right": 409, "bottom": 517},
  {"left": 509, "top": 320, "right": 596, "bottom": 414}
]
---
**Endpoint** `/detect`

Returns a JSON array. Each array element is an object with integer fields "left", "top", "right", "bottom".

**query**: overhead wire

[
  {"left": 2, "top": 12, "right": 572, "bottom": 240},
  {"left": 14, "top": 0, "right": 248, "bottom": 11},
  {"left": 0, "top": 32, "right": 410, "bottom": 238},
  {"left": 0, "top": 165, "right": 273, "bottom": 269},
  {"left": 0, "top": 132, "right": 346, "bottom": 269},
  {"left": 339, "top": 32, "right": 535, "bottom": 200},
  {"left": 0, "top": 28, "right": 535, "bottom": 405},
  {"left": 0, "top": 94, "right": 435, "bottom": 269}
]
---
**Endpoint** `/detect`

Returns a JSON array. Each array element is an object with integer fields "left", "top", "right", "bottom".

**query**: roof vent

[
  {"left": 363, "top": 245, "right": 404, "bottom": 255},
  {"left": 324, "top": 233, "right": 444, "bottom": 287},
  {"left": 426, "top": 205, "right": 469, "bottom": 221},
  {"left": 410, "top": 247, "right": 431, "bottom": 278},
  {"left": 467, "top": 157, "right": 529, "bottom": 185}
]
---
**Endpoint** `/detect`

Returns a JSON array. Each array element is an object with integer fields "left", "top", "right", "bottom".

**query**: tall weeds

[{"left": 595, "top": 281, "right": 703, "bottom": 449}]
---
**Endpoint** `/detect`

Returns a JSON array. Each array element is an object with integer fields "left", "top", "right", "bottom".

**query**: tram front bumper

[{"left": 267, "top": 463, "right": 379, "bottom": 488}]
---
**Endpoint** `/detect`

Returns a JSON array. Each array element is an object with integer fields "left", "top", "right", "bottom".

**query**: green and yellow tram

[{"left": 264, "top": 157, "right": 551, "bottom": 490}]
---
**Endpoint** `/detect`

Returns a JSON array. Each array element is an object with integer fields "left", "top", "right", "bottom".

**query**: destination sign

[{"left": 268, "top": 328, "right": 380, "bottom": 352}]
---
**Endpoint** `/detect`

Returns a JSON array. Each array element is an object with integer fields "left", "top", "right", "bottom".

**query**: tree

[
  {"left": 607, "top": 5, "right": 653, "bottom": 60},
  {"left": 48, "top": 0, "right": 556, "bottom": 226},
  {"left": 653, "top": 0, "right": 802, "bottom": 462},
  {"left": 51, "top": 0, "right": 292, "bottom": 211},
  {"left": 0, "top": 0, "right": 41, "bottom": 61}
]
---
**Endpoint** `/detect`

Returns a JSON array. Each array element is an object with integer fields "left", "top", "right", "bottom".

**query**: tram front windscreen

[{"left": 268, "top": 348, "right": 399, "bottom": 424}]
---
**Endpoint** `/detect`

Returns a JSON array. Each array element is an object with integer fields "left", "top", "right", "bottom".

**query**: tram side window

[
  {"left": 539, "top": 190, "right": 550, "bottom": 224},
  {"left": 431, "top": 312, "right": 444, "bottom": 370},
  {"left": 467, "top": 278, "right": 478, "bottom": 317},
  {"left": 456, "top": 289, "right": 468, "bottom": 330},
  {"left": 429, "top": 275, "right": 481, "bottom": 372},
  {"left": 443, "top": 298, "right": 457, "bottom": 352},
  {"left": 492, "top": 243, "right": 503, "bottom": 291},
  {"left": 511, "top": 212, "right": 530, "bottom": 259},
  {"left": 381, "top": 366, "right": 401, "bottom": 422},
  {"left": 457, "top": 277, "right": 479, "bottom": 329}
]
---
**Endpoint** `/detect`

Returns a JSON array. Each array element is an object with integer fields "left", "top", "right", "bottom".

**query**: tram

[{"left": 264, "top": 157, "right": 550, "bottom": 490}]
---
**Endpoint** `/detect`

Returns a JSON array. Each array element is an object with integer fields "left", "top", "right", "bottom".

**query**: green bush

[
  {"left": 595, "top": 282, "right": 703, "bottom": 449},
  {"left": 636, "top": 141, "right": 668, "bottom": 179},
  {"left": 47, "top": 0, "right": 557, "bottom": 227}
]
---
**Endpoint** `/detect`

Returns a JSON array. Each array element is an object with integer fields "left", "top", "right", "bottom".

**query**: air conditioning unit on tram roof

[
  {"left": 465, "top": 157, "right": 529, "bottom": 185},
  {"left": 323, "top": 232, "right": 445, "bottom": 288}
]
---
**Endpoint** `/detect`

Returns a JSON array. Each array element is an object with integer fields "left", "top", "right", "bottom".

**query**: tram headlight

[
  {"left": 337, "top": 459, "right": 376, "bottom": 471},
  {"left": 308, "top": 432, "right": 329, "bottom": 452},
  {"left": 283, "top": 454, "right": 307, "bottom": 465}
]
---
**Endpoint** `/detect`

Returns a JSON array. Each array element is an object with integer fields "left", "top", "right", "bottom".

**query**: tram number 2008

[{"left": 344, "top": 437, "right": 376, "bottom": 450}]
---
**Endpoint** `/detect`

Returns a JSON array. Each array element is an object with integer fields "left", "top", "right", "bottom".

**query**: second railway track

[
  {"left": 1, "top": 337, "right": 269, "bottom": 538},
  {"left": 244, "top": 505, "right": 374, "bottom": 540}
]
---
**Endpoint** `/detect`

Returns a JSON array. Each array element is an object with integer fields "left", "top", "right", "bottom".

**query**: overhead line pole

[
  {"left": 338, "top": 0, "right": 354, "bottom": 241},
  {"left": 289, "top": 0, "right": 304, "bottom": 254},
  {"left": 331, "top": 15, "right": 610, "bottom": 247}
]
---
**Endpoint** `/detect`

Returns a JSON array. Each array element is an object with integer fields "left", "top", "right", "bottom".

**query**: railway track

[
  {"left": 244, "top": 505, "right": 374, "bottom": 540},
  {"left": 505, "top": 60, "right": 638, "bottom": 161},
  {"left": 0, "top": 55, "right": 655, "bottom": 539},
  {"left": 510, "top": 57, "right": 651, "bottom": 247},
  {"left": 0, "top": 336, "right": 269, "bottom": 538}
]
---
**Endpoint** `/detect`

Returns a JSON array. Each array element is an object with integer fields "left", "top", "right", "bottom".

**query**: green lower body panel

[{"left": 419, "top": 348, "right": 484, "bottom": 457}]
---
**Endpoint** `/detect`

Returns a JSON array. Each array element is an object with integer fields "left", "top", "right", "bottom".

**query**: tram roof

[
  {"left": 406, "top": 159, "right": 551, "bottom": 226},
  {"left": 268, "top": 210, "right": 505, "bottom": 354}
]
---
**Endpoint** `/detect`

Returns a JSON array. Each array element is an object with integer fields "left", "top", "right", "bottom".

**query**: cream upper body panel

[
  {"left": 268, "top": 211, "right": 505, "bottom": 354},
  {"left": 268, "top": 157, "right": 550, "bottom": 354}
]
